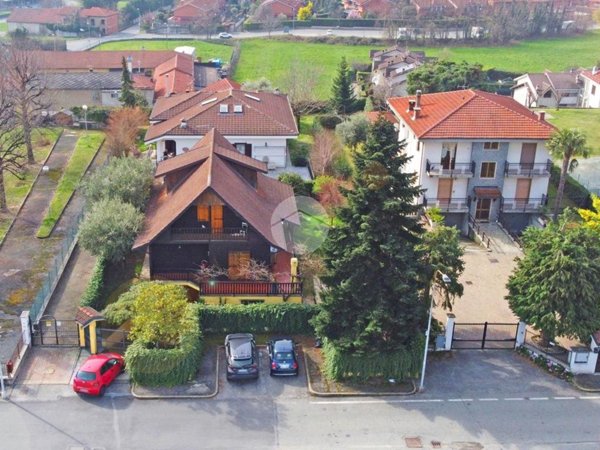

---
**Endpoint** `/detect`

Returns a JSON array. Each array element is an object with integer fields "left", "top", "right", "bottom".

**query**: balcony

[
  {"left": 426, "top": 160, "right": 475, "bottom": 178},
  {"left": 170, "top": 226, "right": 248, "bottom": 242},
  {"left": 504, "top": 160, "right": 552, "bottom": 177},
  {"left": 500, "top": 196, "right": 548, "bottom": 213},
  {"left": 423, "top": 196, "right": 471, "bottom": 212}
]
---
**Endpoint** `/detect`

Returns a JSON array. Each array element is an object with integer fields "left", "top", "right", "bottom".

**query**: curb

[
  {"left": 572, "top": 377, "right": 600, "bottom": 393},
  {"left": 130, "top": 348, "right": 220, "bottom": 400},
  {"left": 303, "top": 349, "right": 417, "bottom": 397},
  {"left": 0, "top": 128, "right": 64, "bottom": 249}
]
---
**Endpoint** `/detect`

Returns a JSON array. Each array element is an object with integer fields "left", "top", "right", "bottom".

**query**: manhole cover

[
  {"left": 405, "top": 437, "right": 422, "bottom": 448},
  {"left": 489, "top": 258, "right": 499, "bottom": 263}
]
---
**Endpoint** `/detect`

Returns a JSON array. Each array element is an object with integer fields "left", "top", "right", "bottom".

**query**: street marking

[
  {"left": 504, "top": 397, "right": 525, "bottom": 401},
  {"left": 478, "top": 398, "right": 499, "bottom": 401},
  {"left": 309, "top": 395, "right": 600, "bottom": 405},
  {"left": 553, "top": 396, "right": 576, "bottom": 400},
  {"left": 579, "top": 396, "right": 600, "bottom": 400},
  {"left": 448, "top": 398, "right": 473, "bottom": 402},
  {"left": 528, "top": 397, "right": 549, "bottom": 401},
  {"left": 310, "top": 399, "right": 443, "bottom": 405}
]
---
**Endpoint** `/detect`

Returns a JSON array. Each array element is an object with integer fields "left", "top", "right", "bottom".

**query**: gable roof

[
  {"left": 581, "top": 69, "right": 600, "bottom": 85},
  {"left": 8, "top": 7, "right": 78, "bottom": 25},
  {"left": 145, "top": 84, "right": 298, "bottom": 141},
  {"left": 44, "top": 71, "right": 152, "bottom": 91},
  {"left": 388, "top": 89, "right": 556, "bottom": 140},
  {"left": 80, "top": 7, "right": 119, "bottom": 17},
  {"left": 153, "top": 53, "right": 195, "bottom": 97},
  {"left": 34, "top": 50, "right": 177, "bottom": 71},
  {"left": 133, "top": 129, "right": 295, "bottom": 250}
]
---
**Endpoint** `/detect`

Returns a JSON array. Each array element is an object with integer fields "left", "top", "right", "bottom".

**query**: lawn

[
  {"left": 544, "top": 108, "right": 600, "bottom": 156},
  {"left": 37, "top": 131, "right": 104, "bottom": 238},
  {"left": 94, "top": 40, "right": 233, "bottom": 62},
  {"left": 0, "top": 22, "right": 7, "bottom": 33},
  {"left": 0, "top": 128, "right": 62, "bottom": 242}
]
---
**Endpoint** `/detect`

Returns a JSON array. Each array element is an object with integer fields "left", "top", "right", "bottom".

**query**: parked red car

[{"left": 72, "top": 353, "right": 125, "bottom": 396}]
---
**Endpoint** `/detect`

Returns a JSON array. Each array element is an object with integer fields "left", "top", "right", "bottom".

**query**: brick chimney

[
  {"left": 537, "top": 111, "right": 546, "bottom": 121},
  {"left": 413, "top": 90, "right": 422, "bottom": 120}
]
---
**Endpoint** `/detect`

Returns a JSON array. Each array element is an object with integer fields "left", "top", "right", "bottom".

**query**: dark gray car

[{"left": 225, "top": 333, "right": 259, "bottom": 381}]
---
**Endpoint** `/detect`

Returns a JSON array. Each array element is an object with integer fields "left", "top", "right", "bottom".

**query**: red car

[{"left": 72, "top": 353, "right": 125, "bottom": 396}]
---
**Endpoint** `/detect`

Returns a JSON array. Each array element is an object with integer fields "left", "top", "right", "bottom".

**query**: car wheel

[
  {"left": 99, "top": 385, "right": 106, "bottom": 397},
  {"left": 270, "top": 371, "right": 274, "bottom": 377}
]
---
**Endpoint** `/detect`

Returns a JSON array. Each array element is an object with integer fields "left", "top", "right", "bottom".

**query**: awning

[
  {"left": 75, "top": 306, "right": 104, "bottom": 327},
  {"left": 474, "top": 187, "right": 502, "bottom": 199}
]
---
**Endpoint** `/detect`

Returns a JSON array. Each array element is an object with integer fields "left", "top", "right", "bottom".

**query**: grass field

[
  {"left": 0, "top": 22, "right": 7, "bottom": 33},
  {"left": 94, "top": 40, "right": 233, "bottom": 62},
  {"left": 37, "top": 131, "right": 104, "bottom": 238},
  {"left": 545, "top": 109, "right": 600, "bottom": 156},
  {"left": 0, "top": 128, "right": 62, "bottom": 242}
]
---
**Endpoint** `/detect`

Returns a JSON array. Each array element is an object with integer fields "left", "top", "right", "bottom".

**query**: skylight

[
  {"left": 201, "top": 97, "right": 218, "bottom": 105},
  {"left": 244, "top": 94, "right": 261, "bottom": 102}
]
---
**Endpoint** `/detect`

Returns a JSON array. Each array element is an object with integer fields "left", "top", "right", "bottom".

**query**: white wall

[
  {"left": 513, "top": 84, "right": 533, "bottom": 107},
  {"left": 582, "top": 78, "right": 600, "bottom": 108},
  {"left": 8, "top": 22, "right": 43, "bottom": 34},
  {"left": 506, "top": 140, "right": 550, "bottom": 164}
]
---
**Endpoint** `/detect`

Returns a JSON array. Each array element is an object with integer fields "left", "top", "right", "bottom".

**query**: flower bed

[{"left": 516, "top": 345, "right": 573, "bottom": 382}]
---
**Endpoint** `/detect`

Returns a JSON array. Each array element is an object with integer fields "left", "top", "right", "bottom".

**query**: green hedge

[
  {"left": 321, "top": 337, "right": 423, "bottom": 382},
  {"left": 80, "top": 256, "right": 106, "bottom": 309},
  {"left": 125, "top": 305, "right": 203, "bottom": 386},
  {"left": 198, "top": 303, "right": 317, "bottom": 335},
  {"left": 550, "top": 165, "right": 592, "bottom": 209}
]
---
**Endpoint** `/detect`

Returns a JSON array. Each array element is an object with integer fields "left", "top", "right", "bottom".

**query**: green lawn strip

[
  {"left": 94, "top": 39, "right": 233, "bottom": 62},
  {"left": 0, "top": 128, "right": 62, "bottom": 243},
  {"left": 0, "top": 22, "right": 7, "bottom": 33},
  {"left": 544, "top": 108, "right": 600, "bottom": 156},
  {"left": 36, "top": 131, "right": 104, "bottom": 238}
]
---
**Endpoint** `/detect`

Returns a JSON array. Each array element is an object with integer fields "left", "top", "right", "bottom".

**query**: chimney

[
  {"left": 407, "top": 100, "right": 416, "bottom": 112},
  {"left": 415, "top": 90, "right": 422, "bottom": 109},
  {"left": 593, "top": 66, "right": 599, "bottom": 76},
  {"left": 537, "top": 111, "right": 546, "bottom": 121},
  {"left": 180, "top": 118, "right": 187, "bottom": 129},
  {"left": 126, "top": 55, "right": 133, "bottom": 74},
  {"left": 413, "top": 90, "right": 422, "bottom": 120}
]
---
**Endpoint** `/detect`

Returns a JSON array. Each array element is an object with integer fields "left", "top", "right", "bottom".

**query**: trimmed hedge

[
  {"left": 198, "top": 303, "right": 317, "bottom": 335},
  {"left": 321, "top": 337, "right": 424, "bottom": 382},
  {"left": 80, "top": 256, "right": 106, "bottom": 309},
  {"left": 125, "top": 305, "right": 203, "bottom": 386},
  {"left": 550, "top": 165, "right": 592, "bottom": 209},
  {"left": 319, "top": 114, "right": 343, "bottom": 130}
]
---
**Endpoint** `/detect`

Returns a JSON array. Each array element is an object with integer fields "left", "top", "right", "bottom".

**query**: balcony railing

[
  {"left": 170, "top": 227, "right": 248, "bottom": 241},
  {"left": 500, "top": 196, "right": 548, "bottom": 213},
  {"left": 504, "top": 160, "right": 552, "bottom": 177},
  {"left": 423, "top": 196, "right": 471, "bottom": 212},
  {"left": 152, "top": 270, "right": 302, "bottom": 296},
  {"left": 426, "top": 160, "right": 475, "bottom": 177}
]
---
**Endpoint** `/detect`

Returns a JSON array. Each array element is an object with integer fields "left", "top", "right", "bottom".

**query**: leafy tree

[
  {"left": 128, "top": 282, "right": 196, "bottom": 348},
  {"left": 278, "top": 172, "right": 312, "bottom": 197},
  {"left": 104, "top": 107, "right": 148, "bottom": 157},
  {"left": 82, "top": 156, "right": 154, "bottom": 211},
  {"left": 119, "top": 57, "right": 137, "bottom": 107},
  {"left": 507, "top": 218, "right": 600, "bottom": 344},
  {"left": 546, "top": 128, "right": 589, "bottom": 219},
  {"left": 297, "top": 1, "right": 313, "bottom": 20},
  {"left": 79, "top": 198, "right": 144, "bottom": 263},
  {"left": 406, "top": 60, "right": 485, "bottom": 94},
  {"left": 281, "top": 58, "right": 324, "bottom": 118},
  {"left": 330, "top": 57, "right": 356, "bottom": 115},
  {"left": 103, "top": 284, "right": 137, "bottom": 326},
  {"left": 579, "top": 194, "right": 600, "bottom": 231},
  {"left": 83, "top": 0, "right": 117, "bottom": 8},
  {"left": 336, "top": 113, "right": 369, "bottom": 149},
  {"left": 311, "top": 117, "right": 426, "bottom": 353}
]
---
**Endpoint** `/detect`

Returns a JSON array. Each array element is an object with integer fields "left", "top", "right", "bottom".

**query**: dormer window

[
  {"left": 234, "top": 104, "right": 243, "bottom": 113},
  {"left": 219, "top": 104, "right": 229, "bottom": 113}
]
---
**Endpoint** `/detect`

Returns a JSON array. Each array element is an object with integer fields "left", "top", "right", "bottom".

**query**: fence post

[
  {"left": 444, "top": 313, "right": 455, "bottom": 351},
  {"left": 515, "top": 321, "right": 527, "bottom": 348},
  {"left": 20, "top": 311, "right": 31, "bottom": 347},
  {"left": 481, "top": 321, "right": 488, "bottom": 349}
]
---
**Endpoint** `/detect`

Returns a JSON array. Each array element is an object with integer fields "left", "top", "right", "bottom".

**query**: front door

[
  {"left": 437, "top": 179, "right": 453, "bottom": 207},
  {"left": 520, "top": 143, "right": 536, "bottom": 172},
  {"left": 475, "top": 198, "right": 492, "bottom": 221},
  {"left": 211, "top": 205, "right": 223, "bottom": 233},
  {"left": 515, "top": 178, "right": 531, "bottom": 208}
]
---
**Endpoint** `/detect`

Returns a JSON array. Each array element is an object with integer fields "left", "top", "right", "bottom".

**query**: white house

[
  {"left": 580, "top": 67, "right": 600, "bottom": 108},
  {"left": 387, "top": 89, "right": 557, "bottom": 234},
  {"left": 145, "top": 79, "right": 298, "bottom": 168},
  {"left": 370, "top": 47, "right": 428, "bottom": 96},
  {"left": 512, "top": 71, "right": 581, "bottom": 108}
]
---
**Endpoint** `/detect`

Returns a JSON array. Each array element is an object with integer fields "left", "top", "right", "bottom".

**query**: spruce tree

[
  {"left": 119, "top": 57, "right": 136, "bottom": 107},
  {"left": 312, "top": 117, "right": 427, "bottom": 353},
  {"left": 330, "top": 57, "right": 356, "bottom": 115}
]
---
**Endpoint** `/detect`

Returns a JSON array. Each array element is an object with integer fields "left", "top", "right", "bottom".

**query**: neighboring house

[
  {"left": 387, "top": 89, "right": 556, "bottom": 234},
  {"left": 370, "top": 47, "right": 429, "bottom": 96},
  {"left": 145, "top": 79, "right": 299, "bottom": 168},
  {"left": 580, "top": 67, "right": 600, "bottom": 108},
  {"left": 80, "top": 7, "right": 120, "bottom": 35},
  {"left": 43, "top": 72, "right": 154, "bottom": 110},
  {"left": 7, "top": 7, "right": 78, "bottom": 34},
  {"left": 512, "top": 71, "right": 581, "bottom": 108},
  {"left": 258, "top": 0, "right": 305, "bottom": 18},
  {"left": 171, "top": 0, "right": 225, "bottom": 24},
  {"left": 345, "top": 0, "right": 395, "bottom": 17},
  {"left": 132, "top": 128, "right": 302, "bottom": 305},
  {"left": 412, "top": 0, "right": 457, "bottom": 16}
]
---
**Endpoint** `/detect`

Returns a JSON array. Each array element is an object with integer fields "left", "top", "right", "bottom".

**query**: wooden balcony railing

[
  {"left": 500, "top": 196, "right": 548, "bottom": 213},
  {"left": 426, "top": 160, "right": 475, "bottom": 177},
  {"left": 423, "top": 196, "right": 471, "bottom": 212},
  {"left": 504, "top": 160, "right": 552, "bottom": 177},
  {"left": 170, "top": 227, "right": 248, "bottom": 241}
]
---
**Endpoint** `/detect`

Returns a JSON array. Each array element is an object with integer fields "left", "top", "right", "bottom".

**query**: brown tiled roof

[
  {"left": 388, "top": 89, "right": 556, "bottom": 140},
  {"left": 366, "top": 111, "right": 397, "bottom": 124},
  {"left": 145, "top": 87, "right": 298, "bottom": 141},
  {"left": 80, "top": 7, "right": 119, "bottom": 17},
  {"left": 153, "top": 53, "right": 195, "bottom": 98},
  {"left": 35, "top": 50, "right": 177, "bottom": 71},
  {"left": 134, "top": 129, "right": 295, "bottom": 250},
  {"left": 8, "top": 7, "right": 78, "bottom": 24},
  {"left": 581, "top": 70, "right": 600, "bottom": 85},
  {"left": 75, "top": 306, "right": 104, "bottom": 326}
]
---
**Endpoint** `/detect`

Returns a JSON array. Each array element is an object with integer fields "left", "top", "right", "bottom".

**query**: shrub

[
  {"left": 288, "top": 140, "right": 310, "bottom": 167},
  {"left": 80, "top": 256, "right": 106, "bottom": 309},
  {"left": 550, "top": 165, "right": 592, "bottom": 208},
  {"left": 321, "top": 337, "right": 423, "bottom": 382},
  {"left": 312, "top": 175, "right": 336, "bottom": 195},
  {"left": 319, "top": 114, "right": 343, "bottom": 130},
  {"left": 332, "top": 154, "right": 353, "bottom": 179},
  {"left": 198, "top": 303, "right": 317, "bottom": 335},
  {"left": 278, "top": 172, "right": 313, "bottom": 197}
]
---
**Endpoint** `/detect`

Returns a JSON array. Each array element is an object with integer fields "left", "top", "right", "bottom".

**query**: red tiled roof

[
  {"left": 35, "top": 50, "right": 177, "bottom": 71},
  {"left": 146, "top": 87, "right": 298, "bottom": 141},
  {"left": 133, "top": 129, "right": 295, "bottom": 250},
  {"left": 132, "top": 74, "right": 155, "bottom": 90},
  {"left": 75, "top": 306, "right": 104, "bottom": 326},
  {"left": 80, "top": 7, "right": 119, "bottom": 17},
  {"left": 366, "top": 111, "right": 397, "bottom": 125},
  {"left": 387, "top": 89, "right": 556, "bottom": 140},
  {"left": 153, "top": 53, "right": 195, "bottom": 98},
  {"left": 8, "top": 7, "right": 78, "bottom": 25},
  {"left": 581, "top": 70, "right": 600, "bottom": 85},
  {"left": 204, "top": 78, "right": 242, "bottom": 91}
]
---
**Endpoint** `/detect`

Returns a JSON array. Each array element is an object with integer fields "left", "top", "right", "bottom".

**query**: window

[
  {"left": 234, "top": 143, "right": 245, "bottom": 154},
  {"left": 219, "top": 104, "right": 229, "bottom": 113},
  {"left": 234, "top": 104, "right": 243, "bottom": 113},
  {"left": 543, "top": 91, "right": 552, "bottom": 98},
  {"left": 100, "top": 19, "right": 105, "bottom": 25},
  {"left": 483, "top": 142, "right": 499, "bottom": 150},
  {"left": 592, "top": 85, "right": 597, "bottom": 95},
  {"left": 480, "top": 162, "right": 496, "bottom": 178},
  {"left": 110, "top": 91, "right": 119, "bottom": 99},
  {"left": 196, "top": 205, "right": 209, "bottom": 222}
]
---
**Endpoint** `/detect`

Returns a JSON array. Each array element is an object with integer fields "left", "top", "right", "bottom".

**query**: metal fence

[
  {"left": 97, "top": 328, "right": 131, "bottom": 353},
  {"left": 452, "top": 322, "right": 519, "bottom": 349}
]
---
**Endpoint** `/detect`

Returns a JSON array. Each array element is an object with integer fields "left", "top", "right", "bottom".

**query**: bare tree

[
  {"left": 0, "top": 61, "right": 25, "bottom": 212},
  {"left": 310, "top": 130, "right": 341, "bottom": 176},
  {"left": 105, "top": 107, "right": 148, "bottom": 157},
  {"left": 255, "top": 7, "right": 284, "bottom": 38},
  {"left": 280, "top": 58, "right": 325, "bottom": 117},
  {"left": 237, "top": 259, "right": 275, "bottom": 281},
  {"left": 192, "top": 8, "right": 221, "bottom": 39},
  {"left": 4, "top": 41, "right": 50, "bottom": 164}
]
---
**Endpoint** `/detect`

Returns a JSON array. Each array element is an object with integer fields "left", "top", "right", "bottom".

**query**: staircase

[{"left": 476, "top": 222, "right": 522, "bottom": 255}]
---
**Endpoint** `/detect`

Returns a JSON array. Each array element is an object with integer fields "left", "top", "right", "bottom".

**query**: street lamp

[
  {"left": 419, "top": 271, "right": 451, "bottom": 392},
  {"left": 82, "top": 104, "right": 88, "bottom": 132}
]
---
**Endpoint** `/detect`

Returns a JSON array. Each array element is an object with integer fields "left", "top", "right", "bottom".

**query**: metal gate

[
  {"left": 96, "top": 328, "right": 131, "bottom": 353},
  {"left": 452, "top": 322, "right": 519, "bottom": 349},
  {"left": 31, "top": 315, "right": 80, "bottom": 346}
]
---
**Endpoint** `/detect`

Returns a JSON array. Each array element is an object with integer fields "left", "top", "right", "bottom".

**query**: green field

[
  {"left": 37, "top": 131, "right": 104, "bottom": 238},
  {"left": 545, "top": 109, "right": 600, "bottom": 156},
  {"left": 94, "top": 40, "right": 233, "bottom": 63},
  {"left": 0, "top": 22, "right": 7, "bottom": 33}
]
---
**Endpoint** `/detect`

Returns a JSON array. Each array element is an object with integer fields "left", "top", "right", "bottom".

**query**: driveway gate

[
  {"left": 452, "top": 322, "right": 519, "bottom": 349},
  {"left": 96, "top": 328, "right": 131, "bottom": 353},
  {"left": 31, "top": 315, "right": 80, "bottom": 346}
]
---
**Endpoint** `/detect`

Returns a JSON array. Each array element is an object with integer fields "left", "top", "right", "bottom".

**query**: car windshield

[
  {"left": 231, "top": 357, "right": 252, "bottom": 368},
  {"left": 275, "top": 352, "right": 293, "bottom": 360},
  {"left": 76, "top": 370, "right": 96, "bottom": 381}
]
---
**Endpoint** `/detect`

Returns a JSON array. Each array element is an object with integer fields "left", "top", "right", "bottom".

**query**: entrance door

[
  {"left": 520, "top": 143, "right": 536, "bottom": 172},
  {"left": 437, "top": 179, "right": 453, "bottom": 208},
  {"left": 475, "top": 198, "right": 491, "bottom": 221},
  {"left": 515, "top": 178, "right": 531, "bottom": 208},
  {"left": 211, "top": 205, "right": 223, "bottom": 233},
  {"left": 228, "top": 251, "right": 250, "bottom": 280}
]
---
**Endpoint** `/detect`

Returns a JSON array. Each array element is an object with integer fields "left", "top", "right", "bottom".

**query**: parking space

[{"left": 216, "top": 346, "right": 309, "bottom": 401}]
